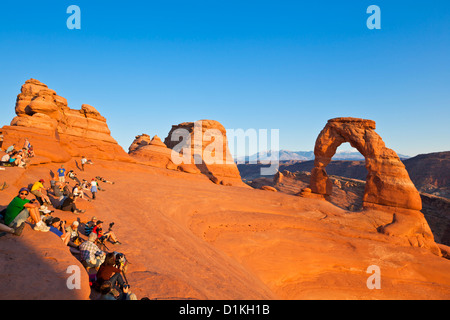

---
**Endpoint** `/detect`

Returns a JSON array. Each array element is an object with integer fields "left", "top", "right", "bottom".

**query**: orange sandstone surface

[
  {"left": 1, "top": 158, "right": 450, "bottom": 300},
  {"left": 0, "top": 80, "right": 449, "bottom": 300}
]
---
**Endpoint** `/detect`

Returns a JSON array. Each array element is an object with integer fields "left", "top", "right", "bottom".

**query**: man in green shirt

[{"left": 5, "top": 188, "right": 49, "bottom": 232}]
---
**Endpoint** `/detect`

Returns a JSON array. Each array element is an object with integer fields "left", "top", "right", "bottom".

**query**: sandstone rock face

[
  {"left": 308, "top": 117, "right": 440, "bottom": 255},
  {"left": 129, "top": 134, "right": 178, "bottom": 170},
  {"left": 310, "top": 118, "right": 421, "bottom": 210},
  {"left": 164, "top": 120, "right": 245, "bottom": 186},
  {"left": 128, "top": 134, "right": 152, "bottom": 153},
  {"left": 2, "top": 79, "right": 131, "bottom": 162}
]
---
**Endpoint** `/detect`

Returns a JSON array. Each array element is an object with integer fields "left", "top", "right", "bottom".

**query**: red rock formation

[
  {"left": 164, "top": 120, "right": 245, "bottom": 186},
  {"left": 128, "top": 133, "right": 152, "bottom": 153},
  {"left": 129, "top": 134, "right": 178, "bottom": 170},
  {"left": 310, "top": 117, "right": 421, "bottom": 210},
  {"left": 1, "top": 79, "right": 132, "bottom": 163},
  {"left": 307, "top": 117, "right": 440, "bottom": 255}
]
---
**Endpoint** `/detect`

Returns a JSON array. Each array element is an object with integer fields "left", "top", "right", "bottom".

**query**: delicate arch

[{"left": 309, "top": 118, "right": 422, "bottom": 211}]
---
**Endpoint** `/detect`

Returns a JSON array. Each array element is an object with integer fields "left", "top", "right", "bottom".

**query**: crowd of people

[
  {"left": 0, "top": 139, "right": 135, "bottom": 300},
  {"left": 0, "top": 139, "right": 34, "bottom": 169}
]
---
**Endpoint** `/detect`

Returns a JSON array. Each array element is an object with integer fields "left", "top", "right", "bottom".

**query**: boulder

[
  {"left": 129, "top": 134, "right": 178, "bottom": 169},
  {"left": 2, "top": 79, "right": 132, "bottom": 163},
  {"left": 164, "top": 120, "right": 245, "bottom": 186},
  {"left": 261, "top": 185, "right": 277, "bottom": 192}
]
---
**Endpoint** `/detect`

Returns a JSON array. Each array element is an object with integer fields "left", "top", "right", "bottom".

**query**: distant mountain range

[{"left": 235, "top": 149, "right": 411, "bottom": 162}]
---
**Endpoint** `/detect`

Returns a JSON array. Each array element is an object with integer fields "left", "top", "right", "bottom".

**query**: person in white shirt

[{"left": 90, "top": 178, "right": 98, "bottom": 200}]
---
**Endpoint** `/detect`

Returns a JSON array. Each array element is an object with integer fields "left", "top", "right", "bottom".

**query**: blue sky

[{"left": 0, "top": 1, "right": 449, "bottom": 157}]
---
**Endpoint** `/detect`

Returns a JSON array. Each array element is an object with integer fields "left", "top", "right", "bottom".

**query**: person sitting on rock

[
  {"left": 0, "top": 221, "right": 25, "bottom": 236},
  {"left": 27, "top": 146, "right": 35, "bottom": 158},
  {"left": 84, "top": 216, "right": 98, "bottom": 236},
  {"left": 96, "top": 252, "right": 127, "bottom": 293},
  {"left": 5, "top": 144, "right": 16, "bottom": 154},
  {"left": 50, "top": 179, "right": 65, "bottom": 202},
  {"left": 92, "top": 220, "right": 121, "bottom": 245},
  {"left": 23, "top": 138, "right": 31, "bottom": 151},
  {"left": 9, "top": 151, "right": 26, "bottom": 168},
  {"left": 79, "top": 232, "right": 106, "bottom": 270},
  {"left": 66, "top": 220, "right": 84, "bottom": 248},
  {"left": 4, "top": 187, "right": 50, "bottom": 233},
  {"left": 59, "top": 193, "right": 85, "bottom": 215},
  {"left": 46, "top": 217, "right": 71, "bottom": 245},
  {"left": 73, "top": 183, "right": 90, "bottom": 201},
  {"left": 30, "top": 179, "right": 52, "bottom": 208},
  {"left": 1, "top": 152, "right": 11, "bottom": 166},
  {"left": 96, "top": 176, "right": 115, "bottom": 185},
  {"left": 97, "top": 281, "right": 136, "bottom": 300},
  {"left": 67, "top": 170, "right": 81, "bottom": 184},
  {"left": 62, "top": 181, "right": 72, "bottom": 197}
]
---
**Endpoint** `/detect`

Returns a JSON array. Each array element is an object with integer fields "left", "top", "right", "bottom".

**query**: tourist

[
  {"left": 0, "top": 221, "right": 25, "bottom": 236},
  {"left": 23, "top": 138, "right": 31, "bottom": 151},
  {"left": 46, "top": 217, "right": 71, "bottom": 245},
  {"left": 67, "top": 170, "right": 81, "bottom": 184},
  {"left": 27, "top": 146, "right": 35, "bottom": 158},
  {"left": 66, "top": 220, "right": 84, "bottom": 248},
  {"left": 62, "top": 181, "right": 72, "bottom": 197},
  {"left": 96, "top": 176, "right": 115, "bottom": 185},
  {"left": 96, "top": 252, "right": 126, "bottom": 290},
  {"left": 5, "top": 144, "right": 15, "bottom": 154},
  {"left": 92, "top": 220, "right": 121, "bottom": 245},
  {"left": 3, "top": 188, "right": 50, "bottom": 232},
  {"left": 30, "top": 179, "right": 52, "bottom": 209},
  {"left": 84, "top": 216, "right": 98, "bottom": 236},
  {"left": 81, "top": 156, "right": 87, "bottom": 171},
  {"left": 59, "top": 194, "right": 85, "bottom": 214},
  {"left": 79, "top": 232, "right": 106, "bottom": 270},
  {"left": 57, "top": 165, "right": 66, "bottom": 183},
  {"left": 1, "top": 152, "right": 11, "bottom": 165},
  {"left": 90, "top": 178, "right": 98, "bottom": 200},
  {"left": 73, "top": 183, "right": 89, "bottom": 201},
  {"left": 9, "top": 151, "right": 26, "bottom": 168}
]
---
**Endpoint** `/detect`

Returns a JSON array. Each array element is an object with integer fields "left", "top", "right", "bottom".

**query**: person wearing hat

[
  {"left": 47, "top": 217, "right": 71, "bottom": 245},
  {"left": 65, "top": 220, "right": 84, "bottom": 248},
  {"left": 92, "top": 220, "right": 121, "bottom": 245},
  {"left": 84, "top": 216, "right": 98, "bottom": 236},
  {"left": 4, "top": 188, "right": 50, "bottom": 232},
  {"left": 30, "top": 179, "right": 52, "bottom": 212}
]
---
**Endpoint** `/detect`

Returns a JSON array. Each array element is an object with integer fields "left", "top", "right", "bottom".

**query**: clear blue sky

[{"left": 0, "top": 1, "right": 449, "bottom": 157}]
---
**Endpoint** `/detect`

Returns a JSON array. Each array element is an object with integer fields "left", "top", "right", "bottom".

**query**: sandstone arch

[
  {"left": 310, "top": 117, "right": 422, "bottom": 210},
  {"left": 308, "top": 118, "right": 441, "bottom": 255}
]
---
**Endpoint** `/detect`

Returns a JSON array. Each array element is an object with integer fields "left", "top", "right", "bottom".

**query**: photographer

[
  {"left": 92, "top": 220, "right": 121, "bottom": 245},
  {"left": 46, "top": 217, "right": 71, "bottom": 245},
  {"left": 66, "top": 220, "right": 84, "bottom": 248},
  {"left": 96, "top": 252, "right": 126, "bottom": 292}
]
